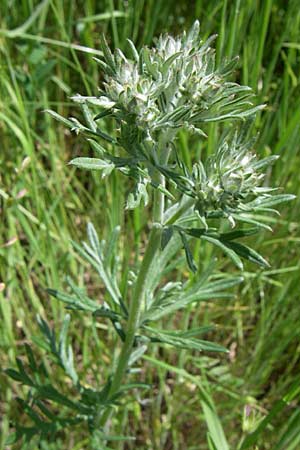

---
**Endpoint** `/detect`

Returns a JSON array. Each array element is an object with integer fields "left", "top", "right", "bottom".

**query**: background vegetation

[{"left": 0, "top": 1, "right": 299, "bottom": 448}]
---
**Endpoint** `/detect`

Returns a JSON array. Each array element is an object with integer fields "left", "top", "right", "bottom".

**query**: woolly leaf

[
  {"left": 69, "top": 157, "right": 114, "bottom": 176},
  {"left": 146, "top": 327, "right": 228, "bottom": 353},
  {"left": 179, "top": 230, "right": 197, "bottom": 273}
]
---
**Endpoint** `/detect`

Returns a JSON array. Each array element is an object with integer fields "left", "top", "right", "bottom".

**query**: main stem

[
  {"left": 109, "top": 222, "right": 162, "bottom": 396},
  {"left": 99, "top": 182, "right": 164, "bottom": 429}
]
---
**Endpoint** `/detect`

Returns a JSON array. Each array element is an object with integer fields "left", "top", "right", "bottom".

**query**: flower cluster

[
  {"left": 72, "top": 21, "right": 263, "bottom": 151},
  {"left": 190, "top": 131, "right": 278, "bottom": 222},
  {"left": 47, "top": 22, "right": 292, "bottom": 220}
]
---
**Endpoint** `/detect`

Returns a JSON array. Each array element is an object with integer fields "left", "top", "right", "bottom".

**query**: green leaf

[
  {"left": 36, "top": 384, "right": 89, "bottom": 413},
  {"left": 126, "top": 38, "right": 139, "bottom": 62},
  {"left": 251, "top": 154, "right": 279, "bottom": 170},
  {"left": 161, "top": 227, "right": 174, "bottom": 250},
  {"left": 142, "top": 47, "right": 157, "bottom": 78},
  {"left": 87, "top": 221, "right": 102, "bottom": 257},
  {"left": 45, "top": 109, "right": 75, "bottom": 128},
  {"left": 47, "top": 287, "right": 99, "bottom": 313},
  {"left": 219, "top": 56, "right": 239, "bottom": 76},
  {"left": 219, "top": 228, "right": 258, "bottom": 240},
  {"left": 104, "top": 225, "right": 121, "bottom": 268},
  {"left": 155, "top": 105, "right": 190, "bottom": 127},
  {"left": 16, "top": 358, "right": 35, "bottom": 386},
  {"left": 181, "top": 227, "right": 207, "bottom": 239},
  {"left": 202, "top": 397, "right": 230, "bottom": 450},
  {"left": 223, "top": 240, "right": 270, "bottom": 268},
  {"left": 93, "top": 307, "right": 120, "bottom": 321},
  {"left": 179, "top": 231, "right": 197, "bottom": 272},
  {"left": 128, "top": 345, "right": 148, "bottom": 366},
  {"left": 161, "top": 51, "right": 182, "bottom": 75},
  {"left": 5, "top": 368, "right": 27, "bottom": 384},
  {"left": 187, "top": 19, "right": 200, "bottom": 43},
  {"left": 126, "top": 181, "right": 149, "bottom": 209},
  {"left": 94, "top": 109, "right": 113, "bottom": 120},
  {"left": 207, "top": 432, "right": 219, "bottom": 450},
  {"left": 58, "top": 314, "right": 79, "bottom": 385},
  {"left": 112, "top": 321, "right": 126, "bottom": 342},
  {"left": 71, "top": 94, "right": 116, "bottom": 108},
  {"left": 231, "top": 213, "right": 273, "bottom": 231},
  {"left": 24, "top": 344, "right": 37, "bottom": 372},
  {"left": 146, "top": 327, "right": 228, "bottom": 353},
  {"left": 5, "top": 426, "right": 38, "bottom": 445},
  {"left": 145, "top": 275, "right": 242, "bottom": 321},
  {"left": 88, "top": 139, "right": 106, "bottom": 156},
  {"left": 201, "top": 235, "right": 244, "bottom": 270},
  {"left": 69, "top": 157, "right": 114, "bottom": 176},
  {"left": 99, "top": 34, "right": 116, "bottom": 71},
  {"left": 71, "top": 223, "right": 122, "bottom": 306},
  {"left": 248, "top": 194, "right": 296, "bottom": 209}
]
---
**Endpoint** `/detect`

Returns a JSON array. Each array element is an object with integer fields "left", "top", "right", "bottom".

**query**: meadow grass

[{"left": 0, "top": 1, "right": 299, "bottom": 449}]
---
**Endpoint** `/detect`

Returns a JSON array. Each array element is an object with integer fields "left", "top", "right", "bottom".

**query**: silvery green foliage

[
  {"left": 8, "top": 22, "right": 294, "bottom": 447},
  {"left": 188, "top": 131, "right": 280, "bottom": 226},
  {"left": 47, "top": 20, "right": 269, "bottom": 211},
  {"left": 73, "top": 21, "right": 261, "bottom": 136},
  {"left": 46, "top": 21, "right": 293, "bottom": 222}
]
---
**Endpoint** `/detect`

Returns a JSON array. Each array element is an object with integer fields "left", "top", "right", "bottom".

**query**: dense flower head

[
  {"left": 189, "top": 131, "right": 279, "bottom": 224},
  {"left": 72, "top": 21, "right": 263, "bottom": 151},
  {"left": 47, "top": 21, "right": 293, "bottom": 219}
]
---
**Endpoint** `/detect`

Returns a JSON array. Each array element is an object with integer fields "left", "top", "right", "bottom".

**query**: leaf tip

[{"left": 46, "top": 288, "right": 58, "bottom": 298}]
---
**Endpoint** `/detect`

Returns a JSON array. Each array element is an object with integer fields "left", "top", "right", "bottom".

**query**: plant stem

[
  {"left": 98, "top": 186, "right": 164, "bottom": 429},
  {"left": 110, "top": 224, "right": 161, "bottom": 395}
]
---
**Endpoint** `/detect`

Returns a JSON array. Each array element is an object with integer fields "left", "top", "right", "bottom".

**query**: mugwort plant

[{"left": 6, "top": 21, "right": 294, "bottom": 448}]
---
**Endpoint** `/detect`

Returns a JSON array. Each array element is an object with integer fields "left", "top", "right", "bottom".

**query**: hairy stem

[
  {"left": 110, "top": 223, "right": 162, "bottom": 395},
  {"left": 98, "top": 185, "right": 164, "bottom": 429}
]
